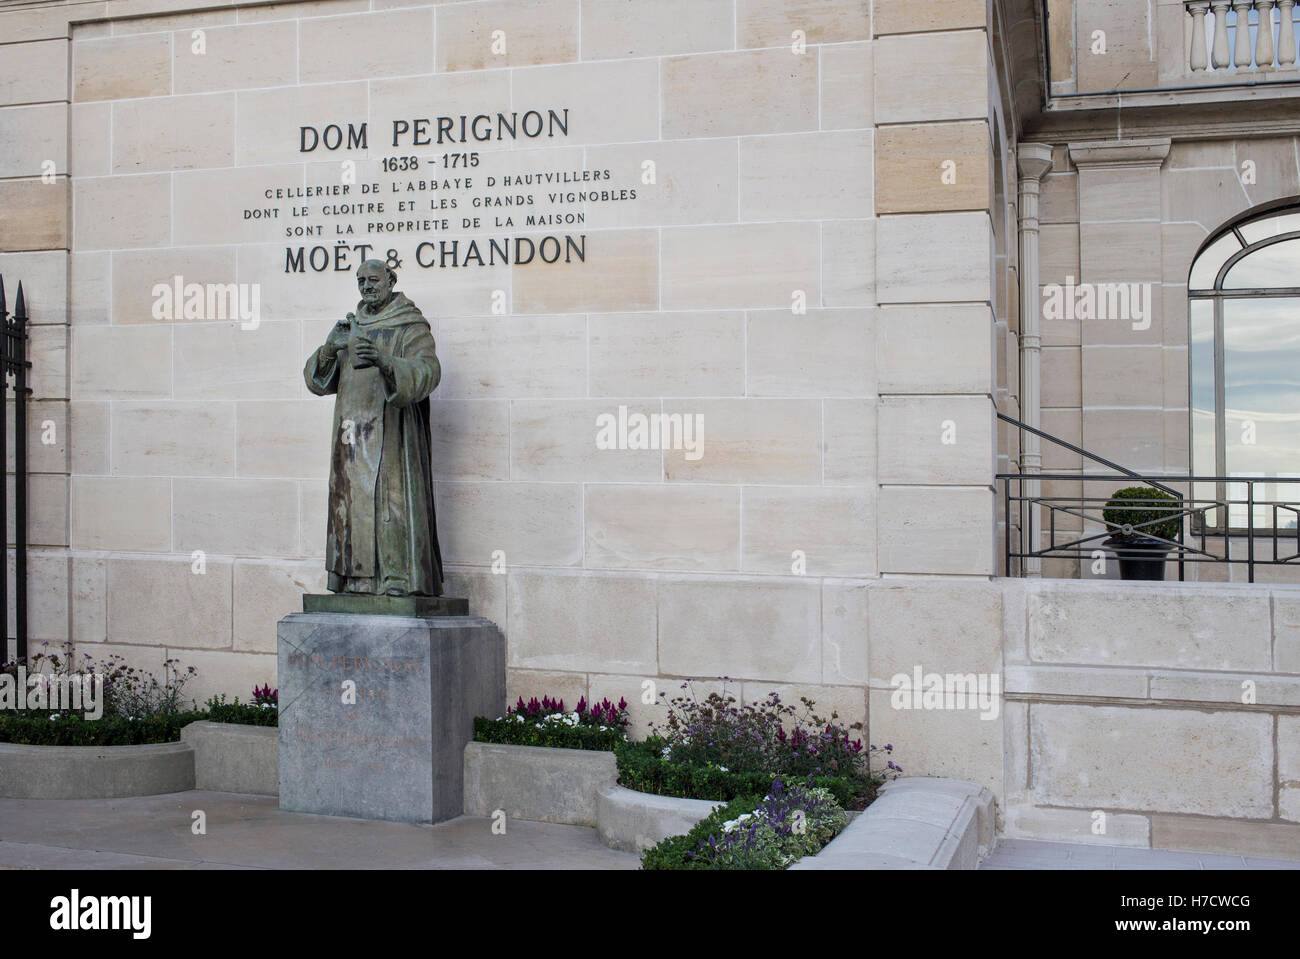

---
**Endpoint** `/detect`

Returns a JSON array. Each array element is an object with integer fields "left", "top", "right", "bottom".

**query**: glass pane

[
  {"left": 1223, "top": 297, "right": 1300, "bottom": 525},
  {"left": 1238, "top": 211, "right": 1300, "bottom": 245},
  {"left": 1189, "top": 299, "right": 1218, "bottom": 526},
  {"left": 1222, "top": 238, "right": 1300, "bottom": 289},
  {"left": 1188, "top": 233, "right": 1241, "bottom": 290}
]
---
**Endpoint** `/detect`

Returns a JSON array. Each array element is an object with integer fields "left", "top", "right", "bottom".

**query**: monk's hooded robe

[{"left": 304, "top": 292, "right": 444, "bottom": 596}]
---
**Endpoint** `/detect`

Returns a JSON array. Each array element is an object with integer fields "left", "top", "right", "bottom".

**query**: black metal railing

[
  {"left": 1, "top": 275, "right": 30, "bottom": 660},
  {"left": 998, "top": 413, "right": 1300, "bottom": 583}
]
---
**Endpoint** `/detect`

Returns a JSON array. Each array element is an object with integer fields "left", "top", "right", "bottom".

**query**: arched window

[{"left": 1188, "top": 200, "right": 1300, "bottom": 531}]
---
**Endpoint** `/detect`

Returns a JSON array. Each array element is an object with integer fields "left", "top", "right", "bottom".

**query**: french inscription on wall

[{"left": 235, "top": 109, "right": 643, "bottom": 274}]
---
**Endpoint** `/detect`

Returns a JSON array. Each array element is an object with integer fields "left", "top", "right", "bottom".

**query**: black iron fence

[
  {"left": 998, "top": 413, "right": 1300, "bottom": 583},
  {"left": 1, "top": 275, "right": 29, "bottom": 660},
  {"left": 1002, "top": 472, "right": 1300, "bottom": 582}
]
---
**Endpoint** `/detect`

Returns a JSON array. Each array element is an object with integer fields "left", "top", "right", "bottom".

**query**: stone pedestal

[{"left": 277, "top": 612, "right": 505, "bottom": 824}]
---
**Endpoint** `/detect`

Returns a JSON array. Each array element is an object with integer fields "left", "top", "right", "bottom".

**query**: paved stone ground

[
  {"left": 980, "top": 838, "right": 1300, "bottom": 870},
  {"left": 0, "top": 791, "right": 640, "bottom": 870}
]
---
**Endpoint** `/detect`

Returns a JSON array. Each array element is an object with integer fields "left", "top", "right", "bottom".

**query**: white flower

[
  {"left": 515, "top": 714, "right": 525, "bottom": 723},
  {"left": 661, "top": 746, "right": 672, "bottom": 758},
  {"left": 718, "top": 766, "right": 729, "bottom": 773},
  {"left": 49, "top": 714, "right": 60, "bottom": 721}
]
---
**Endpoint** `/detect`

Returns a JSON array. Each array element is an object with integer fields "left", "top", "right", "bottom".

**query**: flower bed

[
  {"left": 474, "top": 681, "right": 898, "bottom": 810},
  {"left": 473, "top": 695, "right": 630, "bottom": 751},
  {"left": 641, "top": 779, "right": 848, "bottom": 870}
]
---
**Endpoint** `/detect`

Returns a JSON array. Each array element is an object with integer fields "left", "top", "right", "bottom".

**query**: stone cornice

[{"left": 1067, "top": 137, "right": 1173, "bottom": 170}]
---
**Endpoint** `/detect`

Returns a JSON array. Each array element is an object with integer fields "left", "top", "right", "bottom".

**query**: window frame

[{"left": 1187, "top": 199, "right": 1300, "bottom": 536}]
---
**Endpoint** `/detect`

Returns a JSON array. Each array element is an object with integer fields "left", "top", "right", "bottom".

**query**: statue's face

[{"left": 357, "top": 266, "right": 394, "bottom": 309}]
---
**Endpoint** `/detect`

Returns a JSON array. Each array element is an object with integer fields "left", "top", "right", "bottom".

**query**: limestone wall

[
  {"left": 0, "top": 0, "right": 1001, "bottom": 719},
  {"left": 1003, "top": 578, "right": 1300, "bottom": 858}
]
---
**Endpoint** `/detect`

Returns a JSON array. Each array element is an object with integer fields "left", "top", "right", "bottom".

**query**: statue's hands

[
  {"left": 324, "top": 318, "right": 351, "bottom": 357},
  {"left": 352, "top": 334, "right": 393, "bottom": 376}
]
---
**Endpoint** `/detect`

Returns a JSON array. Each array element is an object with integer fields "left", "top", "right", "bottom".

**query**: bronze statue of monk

[{"left": 305, "top": 260, "right": 444, "bottom": 596}]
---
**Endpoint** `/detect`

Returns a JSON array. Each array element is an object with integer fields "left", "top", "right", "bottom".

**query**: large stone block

[
  {"left": 435, "top": 481, "right": 582, "bottom": 567},
  {"left": 299, "top": 8, "right": 434, "bottom": 82},
  {"left": 0, "top": 104, "right": 67, "bottom": 179},
  {"left": 1027, "top": 581, "right": 1272, "bottom": 671},
  {"left": 877, "top": 304, "right": 993, "bottom": 394},
  {"left": 874, "top": 31, "right": 987, "bottom": 124},
  {"left": 1074, "top": 0, "right": 1156, "bottom": 91},
  {"left": 513, "top": 229, "right": 658, "bottom": 314},
  {"left": 70, "top": 476, "right": 171, "bottom": 552},
  {"left": 235, "top": 83, "right": 367, "bottom": 166},
  {"left": 875, "top": 121, "right": 989, "bottom": 214},
  {"left": 70, "top": 326, "right": 171, "bottom": 400},
  {"left": 876, "top": 213, "right": 991, "bottom": 303},
  {"left": 658, "top": 576, "right": 822, "bottom": 683},
  {"left": 1281, "top": 716, "right": 1300, "bottom": 823},
  {"left": 662, "top": 398, "right": 821, "bottom": 485},
  {"left": 73, "top": 174, "right": 169, "bottom": 250},
  {"left": 74, "top": 34, "right": 170, "bottom": 102},
  {"left": 820, "top": 218, "right": 875, "bottom": 307},
  {"left": 278, "top": 611, "right": 505, "bottom": 823},
  {"left": 873, "top": 0, "right": 984, "bottom": 35},
  {"left": 1149, "top": 816, "right": 1300, "bottom": 860},
  {"left": 436, "top": 0, "right": 578, "bottom": 71},
  {"left": 510, "top": 59, "right": 658, "bottom": 145},
  {"left": 173, "top": 478, "right": 300, "bottom": 557},
  {"left": 585, "top": 484, "right": 739, "bottom": 571},
  {"left": 877, "top": 486, "right": 994, "bottom": 575},
  {"left": 111, "top": 94, "right": 235, "bottom": 173},
  {"left": 1030, "top": 703, "right": 1273, "bottom": 818},
  {"left": 173, "top": 20, "right": 298, "bottom": 93},
  {"left": 428, "top": 400, "right": 509, "bottom": 481},
  {"left": 740, "top": 131, "right": 872, "bottom": 220},
  {"left": 741, "top": 486, "right": 875, "bottom": 576},
  {"left": 510, "top": 399, "right": 660, "bottom": 482},
  {"left": 507, "top": 570, "right": 657, "bottom": 673},
  {"left": 662, "top": 223, "right": 821, "bottom": 310},
  {"left": 112, "top": 402, "right": 236, "bottom": 477},
  {"left": 234, "top": 560, "right": 328, "bottom": 653},
  {"left": 867, "top": 579, "right": 1002, "bottom": 684},
  {"left": 436, "top": 314, "right": 586, "bottom": 398},
  {"left": 235, "top": 400, "right": 333, "bottom": 480},
  {"left": 5, "top": 39, "right": 70, "bottom": 105},
  {"left": 107, "top": 556, "right": 233, "bottom": 649},
  {"left": 737, "top": 0, "right": 869, "bottom": 46},
  {"left": 823, "top": 397, "right": 876, "bottom": 486},
  {"left": 820, "top": 41, "right": 873, "bottom": 129},
  {"left": 1275, "top": 593, "right": 1300, "bottom": 673},
  {"left": 580, "top": 0, "right": 732, "bottom": 58},
  {"left": 0, "top": 178, "right": 68, "bottom": 252},
  {"left": 463, "top": 741, "right": 616, "bottom": 825},
  {"left": 821, "top": 581, "right": 869, "bottom": 685},
  {"left": 877, "top": 395, "right": 994, "bottom": 486},
  {"left": 588, "top": 311, "right": 744, "bottom": 397},
  {"left": 662, "top": 49, "right": 818, "bottom": 138},
  {"left": 866, "top": 688, "right": 1003, "bottom": 796},
  {"left": 746, "top": 309, "right": 873, "bottom": 397},
  {"left": 583, "top": 139, "right": 738, "bottom": 228}
]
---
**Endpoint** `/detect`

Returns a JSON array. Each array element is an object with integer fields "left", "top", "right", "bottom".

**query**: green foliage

[
  {"left": 0, "top": 710, "right": 207, "bottom": 746},
  {"left": 474, "top": 715, "right": 627, "bottom": 751},
  {"left": 204, "top": 694, "right": 279, "bottom": 727},
  {"left": 641, "top": 796, "right": 762, "bottom": 870},
  {"left": 615, "top": 737, "right": 873, "bottom": 808},
  {"left": 641, "top": 780, "right": 849, "bottom": 870},
  {"left": 1103, "top": 485, "right": 1183, "bottom": 542}
]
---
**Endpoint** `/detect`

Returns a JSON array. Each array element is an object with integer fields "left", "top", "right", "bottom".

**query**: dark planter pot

[{"left": 1106, "top": 535, "right": 1172, "bottom": 581}]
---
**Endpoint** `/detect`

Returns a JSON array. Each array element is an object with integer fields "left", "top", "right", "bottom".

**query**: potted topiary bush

[{"left": 1102, "top": 485, "right": 1183, "bottom": 581}]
